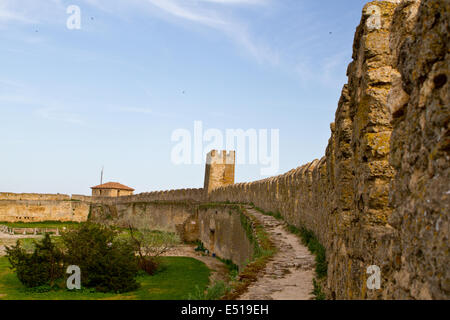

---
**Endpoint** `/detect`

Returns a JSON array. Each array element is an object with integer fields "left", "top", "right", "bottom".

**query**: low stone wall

[{"left": 0, "top": 225, "right": 62, "bottom": 235}]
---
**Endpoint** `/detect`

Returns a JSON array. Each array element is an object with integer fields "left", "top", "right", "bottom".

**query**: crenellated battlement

[
  {"left": 204, "top": 150, "right": 236, "bottom": 193},
  {"left": 205, "top": 150, "right": 236, "bottom": 165}
]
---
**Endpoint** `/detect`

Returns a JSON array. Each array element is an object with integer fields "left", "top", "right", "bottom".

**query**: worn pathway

[{"left": 238, "top": 208, "right": 315, "bottom": 300}]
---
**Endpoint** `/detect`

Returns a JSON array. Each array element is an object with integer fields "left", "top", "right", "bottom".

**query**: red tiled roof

[{"left": 90, "top": 182, "right": 135, "bottom": 191}]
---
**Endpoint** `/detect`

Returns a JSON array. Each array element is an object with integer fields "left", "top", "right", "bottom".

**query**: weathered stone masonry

[
  {"left": 0, "top": 193, "right": 90, "bottom": 222},
  {"left": 207, "top": 0, "right": 449, "bottom": 299},
  {"left": 89, "top": 1, "right": 447, "bottom": 298}
]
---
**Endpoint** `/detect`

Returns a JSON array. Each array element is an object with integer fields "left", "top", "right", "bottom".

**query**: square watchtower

[{"left": 204, "top": 150, "right": 235, "bottom": 193}]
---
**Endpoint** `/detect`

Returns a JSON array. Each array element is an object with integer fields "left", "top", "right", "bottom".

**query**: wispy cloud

[
  {"left": 295, "top": 51, "right": 350, "bottom": 89},
  {"left": 1, "top": 0, "right": 350, "bottom": 88},
  {"left": 114, "top": 106, "right": 179, "bottom": 118},
  {"left": 146, "top": 0, "right": 278, "bottom": 64},
  {"left": 116, "top": 107, "right": 154, "bottom": 114},
  {"left": 36, "top": 107, "right": 86, "bottom": 125},
  {"left": 0, "top": 79, "right": 86, "bottom": 126},
  {"left": 81, "top": 0, "right": 278, "bottom": 65},
  {"left": 0, "top": 0, "right": 65, "bottom": 25},
  {"left": 1, "top": 0, "right": 277, "bottom": 64},
  {"left": 0, "top": 8, "right": 36, "bottom": 24},
  {"left": 0, "top": 78, "right": 25, "bottom": 88}
]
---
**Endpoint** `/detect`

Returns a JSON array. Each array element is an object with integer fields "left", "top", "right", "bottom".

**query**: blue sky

[{"left": 0, "top": 0, "right": 368, "bottom": 195}]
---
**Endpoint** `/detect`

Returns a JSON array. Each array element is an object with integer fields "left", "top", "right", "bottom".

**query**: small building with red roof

[{"left": 90, "top": 182, "right": 135, "bottom": 197}]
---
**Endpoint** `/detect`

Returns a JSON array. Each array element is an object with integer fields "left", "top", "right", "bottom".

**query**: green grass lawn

[
  {"left": 0, "top": 256, "right": 210, "bottom": 300},
  {"left": 0, "top": 221, "right": 83, "bottom": 229}
]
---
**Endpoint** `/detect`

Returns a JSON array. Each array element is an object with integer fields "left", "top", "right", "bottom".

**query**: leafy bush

[
  {"left": 26, "top": 284, "right": 53, "bottom": 293},
  {"left": 6, "top": 234, "right": 65, "bottom": 288},
  {"left": 62, "top": 223, "right": 139, "bottom": 293},
  {"left": 6, "top": 224, "right": 141, "bottom": 293}
]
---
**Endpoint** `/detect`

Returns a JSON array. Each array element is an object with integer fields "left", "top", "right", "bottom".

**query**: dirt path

[{"left": 238, "top": 208, "right": 315, "bottom": 300}]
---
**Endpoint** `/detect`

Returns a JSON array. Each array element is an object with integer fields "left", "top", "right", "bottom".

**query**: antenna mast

[{"left": 100, "top": 166, "right": 104, "bottom": 185}]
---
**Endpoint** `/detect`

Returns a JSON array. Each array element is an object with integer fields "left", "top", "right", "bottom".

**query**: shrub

[
  {"left": 188, "top": 281, "right": 230, "bottom": 300},
  {"left": 123, "top": 215, "right": 180, "bottom": 275},
  {"left": 194, "top": 241, "right": 206, "bottom": 253},
  {"left": 62, "top": 223, "right": 139, "bottom": 293},
  {"left": 137, "top": 256, "right": 161, "bottom": 275},
  {"left": 6, "top": 234, "right": 65, "bottom": 288}
]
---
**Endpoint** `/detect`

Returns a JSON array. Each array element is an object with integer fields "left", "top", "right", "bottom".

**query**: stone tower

[{"left": 204, "top": 150, "right": 235, "bottom": 193}]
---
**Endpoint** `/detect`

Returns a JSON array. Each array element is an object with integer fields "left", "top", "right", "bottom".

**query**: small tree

[{"left": 124, "top": 215, "right": 180, "bottom": 275}]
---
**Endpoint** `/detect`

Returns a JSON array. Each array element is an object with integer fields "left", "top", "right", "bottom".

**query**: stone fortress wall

[
  {"left": 0, "top": 188, "right": 206, "bottom": 223},
  {"left": 1, "top": 0, "right": 447, "bottom": 299},
  {"left": 208, "top": 0, "right": 449, "bottom": 299},
  {"left": 0, "top": 193, "right": 90, "bottom": 223},
  {"left": 204, "top": 150, "right": 236, "bottom": 193},
  {"left": 92, "top": 188, "right": 206, "bottom": 204},
  {"left": 207, "top": 0, "right": 449, "bottom": 299},
  {"left": 89, "top": 201, "right": 255, "bottom": 270},
  {"left": 0, "top": 193, "right": 72, "bottom": 201}
]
